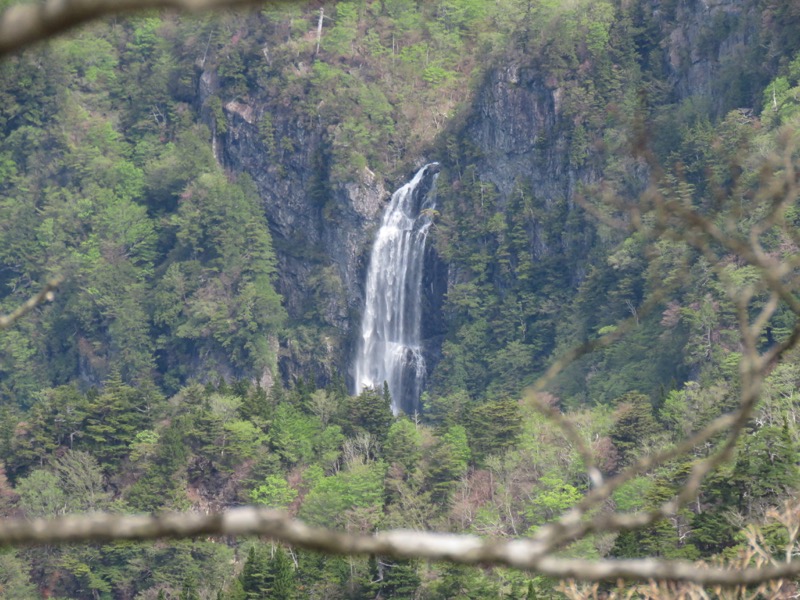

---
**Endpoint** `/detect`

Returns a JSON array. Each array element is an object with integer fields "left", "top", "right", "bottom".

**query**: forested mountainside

[{"left": 1, "top": 0, "right": 800, "bottom": 597}]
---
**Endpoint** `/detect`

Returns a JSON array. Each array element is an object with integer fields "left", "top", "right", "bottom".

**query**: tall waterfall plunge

[{"left": 353, "top": 163, "right": 440, "bottom": 414}]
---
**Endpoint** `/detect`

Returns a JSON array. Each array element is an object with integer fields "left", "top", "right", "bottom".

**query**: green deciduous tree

[
  {"left": 250, "top": 474, "right": 297, "bottom": 510},
  {"left": 301, "top": 462, "right": 386, "bottom": 529},
  {"left": 52, "top": 450, "right": 109, "bottom": 512},
  {"left": 16, "top": 469, "right": 65, "bottom": 518},
  {"left": 0, "top": 550, "right": 37, "bottom": 599}
]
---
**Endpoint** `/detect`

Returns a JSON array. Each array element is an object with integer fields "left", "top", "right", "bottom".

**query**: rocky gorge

[{"left": 197, "top": 0, "right": 796, "bottom": 400}]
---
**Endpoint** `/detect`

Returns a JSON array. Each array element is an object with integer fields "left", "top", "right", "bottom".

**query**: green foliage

[
  {"left": 155, "top": 171, "right": 286, "bottom": 382},
  {"left": 126, "top": 414, "right": 191, "bottom": 512},
  {"left": 58, "top": 35, "right": 118, "bottom": 90},
  {"left": 384, "top": 417, "right": 423, "bottom": 472},
  {"left": 129, "top": 429, "right": 160, "bottom": 464},
  {"left": 612, "top": 477, "right": 652, "bottom": 513},
  {"left": 3, "top": 2, "right": 800, "bottom": 596},
  {"left": 250, "top": 474, "right": 297, "bottom": 509},
  {"left": 301, "top": 461, "right": 386, "bottom": 529},
  {"left": 427, "top": 425, "right": 470, "bottom": 502},
  {"left": 526, "top": 472, "right": 583, "bottom": 526},
  {"left": 0, "top": 550, "right": 37, "bottom": 599},
  {"left": 659, "top": 382, "right": 732, "bottom": 440},
  {"left": 52, "top": 450, "right": 109, "bottom": 512},
  {"left": 0, "top": 42, "right": 284, "bottom": 397},
  {"left": 269, "top": 546, "right": 296, "bottom": 600},
  {"left": 762, "top": 68, "right": 800, "bottom": 126},
  {"left": 323, "top": 2, "right": 359, "bottom": 56},
  {"left": 16, "top": 469, "right": 65, "bottom": 518},
  {"left": 431, "top": 563, "right": 500, "bottom": 599},
  {"left": 733, "top": 419, "right": 800, "bottom": 508},
  {"left": 271, "top": 404, "right": 321, "bottom": 467},
  {"left": 241, "top": 545, "right": 270, "bottom": 600},
  {"left": 82, "top": 370, "right": 155, "bottom": 467},
  {"left": 377, "top": 559, "right": 421, "bottom": 599},
  {"left": 611, "top": 462, "right": 699, "bottom": 560},
  {"left": 180, "top": 575, "right": 201, "bottom": 600}
]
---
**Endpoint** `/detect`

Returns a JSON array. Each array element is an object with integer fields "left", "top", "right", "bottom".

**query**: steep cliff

[
  {"left": 646, "top": 0, "right": 797, "bottom": 115},
  {"left": 196, "top": 0, "right": 796, "bottom": 398},
  {"left": 419, "top": 0, "right": 796, "bottom": 400},
  {"left": 201, "top": 70, "right": 387, "bottom": 383}
]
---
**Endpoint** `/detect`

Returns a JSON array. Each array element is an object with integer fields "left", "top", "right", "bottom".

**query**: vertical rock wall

[{"left": 205, "top": 0, "right": 792, "bottom": 390}]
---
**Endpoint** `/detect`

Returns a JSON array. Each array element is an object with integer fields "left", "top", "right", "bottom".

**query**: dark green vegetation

[{"left": 1, "top": 0, "right": 800, "bottom": 597}]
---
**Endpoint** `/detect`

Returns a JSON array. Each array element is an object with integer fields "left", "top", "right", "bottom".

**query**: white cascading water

[{"left": 353, "top": 163, "right": 440, "bottom": 414}]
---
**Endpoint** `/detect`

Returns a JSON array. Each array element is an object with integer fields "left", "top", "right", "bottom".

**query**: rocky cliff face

[
  {"left": 460, "top": 61, "right": 595, "bottom": 257},
  {"left": 458, "top": 0, "right": 775, "bottom": 201},
  {"left": 647, "top": 0, "right": 790, "bottom": 115},
  {"left": 666, "top": 1, "right": 758, "bottom": 106},
  {"left": 201, "top": 69, "right": 389, "bottom": 383},
  {"left": 203, "top": 0, "right": 790, "bottom": 391},
  {"left": 465, "top": 64, "right": 573, "bottom": 201},
  {"left": 445, "top": 0, "right": 784, "bottom": 263}
]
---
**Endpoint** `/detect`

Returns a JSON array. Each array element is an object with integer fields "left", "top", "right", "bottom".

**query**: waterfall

[{"left": 353, "top": 163, "right": 440, "bottom": 414}]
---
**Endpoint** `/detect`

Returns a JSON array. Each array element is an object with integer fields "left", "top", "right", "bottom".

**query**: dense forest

[{"left": 1, "top": 0, "right": 800, "bottom": 597}]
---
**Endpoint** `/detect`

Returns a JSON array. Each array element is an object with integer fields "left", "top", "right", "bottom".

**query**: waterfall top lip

[{"left": 424, "top": 162, "right": 441, "bottom": 174}]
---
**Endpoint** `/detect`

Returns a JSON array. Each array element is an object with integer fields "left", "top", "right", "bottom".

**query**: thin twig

[
  {"left": 0, "top": 276, "right": 64, "bottom": 330},
  {"left": 1, "top": 508, "right": 800, "bottom": 585},
  {"left": 0, "top": 0, "right": 293, "bottom": 57}
]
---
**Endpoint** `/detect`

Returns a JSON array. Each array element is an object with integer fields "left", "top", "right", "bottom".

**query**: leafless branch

[
  {"left": 0, "top": 1, "right": 798, "bottom": 592},
  {"left": 0, "top": 0, "right": 294, "bottom": 58},
  {"left": 527, "top": 391, "right": 604, "bottom": 488},
  {"left": 2, "top": 507, "right": 800, "bottom": 586},
  {"left": 531, "top": 289, "right": 667, "bottom": 395},
  {"left": 0, "top": 276, "right": 64, "bottom": 330}
]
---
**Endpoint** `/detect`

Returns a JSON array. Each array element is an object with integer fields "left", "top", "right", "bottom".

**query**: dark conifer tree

[
  {"left": 381, "top": 560, "right": 420, "bottom": 599},
  {"left": 466, "top": 397, "right": 522, "bottom": 460},
  {"left": 358, "top": 555, "right": 380, "bottom": 600},
  {"left": 83, "top": 368, "right": 151, "bottom": 466},
  {"left": 269, "top": 546, "right": 296, "bottom": 600},
  {"left": 348, "top": 386, "right": 393, "bottom": 444},
  {"left": 180, "top": 575, "right": 201, "bottom": 600},
  {"left": 239, "top": 382, "right": 271, "bottom": 423},
  {"left": 609, "top": 392, "right": 660, "bottom": 465},
  {"left": 241, "top": 545, "right": 270, "bottom": 599}
]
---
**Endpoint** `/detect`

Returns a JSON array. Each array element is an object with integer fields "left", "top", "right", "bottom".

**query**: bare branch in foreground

[
  {"left": 0, "top": 7, "right": 796, "bottom": 592},
  {"left": 0, "top": 0, "right": 293, "bottom": 57},
  {"left": 0, "top": 276, "right": 64, "bottom": 330},
  {"left": 531, "top": 289, "right": 667, "bottom": 394},
  {"left": 527, "top": 392, "right": 604, "bottom": 488},
  {"left": 3, "top": 507, "right": 800, "bottom": 586}
]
